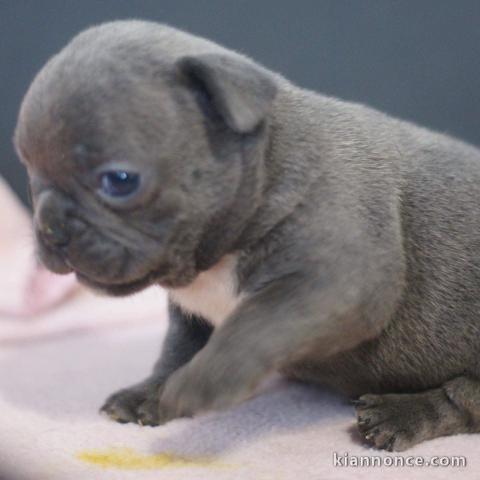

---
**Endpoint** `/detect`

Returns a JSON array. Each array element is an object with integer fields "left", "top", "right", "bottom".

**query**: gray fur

[{"left": 14, "top": 20, "right": 480, "bottom": 451}]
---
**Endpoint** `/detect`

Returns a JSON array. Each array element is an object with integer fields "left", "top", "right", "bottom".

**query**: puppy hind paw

[{"left": 354, "top": 393, "right": 427, "bottom": 452}]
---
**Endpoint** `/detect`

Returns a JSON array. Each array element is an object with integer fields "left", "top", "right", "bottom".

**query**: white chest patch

[{"left": 168, "top": 254, "right": 245, "bottom": 327}]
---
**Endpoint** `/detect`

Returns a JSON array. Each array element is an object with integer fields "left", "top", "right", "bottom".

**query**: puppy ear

[{"left": 177, "top": 54, "right": 277, "bottom": 133}]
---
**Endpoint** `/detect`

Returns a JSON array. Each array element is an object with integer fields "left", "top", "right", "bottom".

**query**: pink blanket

[{"left": 0, "top": 323, "right": 476, "bottom": 480}]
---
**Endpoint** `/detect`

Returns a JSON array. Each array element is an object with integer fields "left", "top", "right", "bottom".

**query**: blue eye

[{"left": 99, "top": 171, "right": 140, "bottom": 198}]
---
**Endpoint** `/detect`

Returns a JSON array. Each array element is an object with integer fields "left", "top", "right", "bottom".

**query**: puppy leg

[
  {"left": 355, "top": 375, "right": 480, "bottom": 451},
  {"left": 159, "top": 263, "right": 400, "bottom": 419},
  {"left": 101, "top": 302, "right": 212, "bottom": 425}
]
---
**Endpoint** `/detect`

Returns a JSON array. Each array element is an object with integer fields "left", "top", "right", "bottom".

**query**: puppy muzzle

[
  {"left": 34, "top": 189, "right": 81, "bottom": 275},
  {"left": 34, "top": 190, "right": 72, "bottom": 249}
]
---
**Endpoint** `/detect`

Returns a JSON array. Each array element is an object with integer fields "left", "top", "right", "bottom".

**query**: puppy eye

[{"left": 99, "top": 170, "right": 140, "bottom": 198}]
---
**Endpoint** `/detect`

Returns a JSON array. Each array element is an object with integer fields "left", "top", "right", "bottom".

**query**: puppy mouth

[
  {"left": 75, "top": 270, "right": 160, "bottom": 296},
  {"left": 37, "top": 235, "right": 163, "bottom": 295},
  {"left": 38, "top": 236, "right": 194, "bottom": 294},
  {"left": 37, "top": 244, "right": 74, "bottom": 275}
]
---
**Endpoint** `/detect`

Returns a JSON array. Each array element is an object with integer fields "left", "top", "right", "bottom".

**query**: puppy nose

[
  {"left": 40, "top": 221, "right": 70, "bottom": 248},
  {"left": 34, "top": 190, "right": 71, "bottom": 248}
]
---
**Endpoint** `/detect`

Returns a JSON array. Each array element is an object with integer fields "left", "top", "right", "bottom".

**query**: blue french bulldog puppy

[{"left": 15, "top": 20, "right": 480, "bottom": 451}]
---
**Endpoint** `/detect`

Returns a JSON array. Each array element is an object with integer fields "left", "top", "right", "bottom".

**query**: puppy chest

[{"left": 168, "top": 254, "right": 245, "bottom": 327}]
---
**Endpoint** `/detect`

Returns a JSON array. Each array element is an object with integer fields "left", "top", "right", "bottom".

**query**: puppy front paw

[
  {"left": 101, "top": 381, "right": 163, "bottom": 426},
  {"left": 159, "top": 354, "right": 260, "bottom": 419}
]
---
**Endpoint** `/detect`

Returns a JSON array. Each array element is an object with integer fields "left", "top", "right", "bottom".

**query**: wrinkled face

[{"left": 14, "top": 43, "right": 255, "bottom": 295}]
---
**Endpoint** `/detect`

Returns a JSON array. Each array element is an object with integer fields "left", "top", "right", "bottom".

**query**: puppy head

[{"left": 14, "top": 21, "right": 277, "bottom": 295}]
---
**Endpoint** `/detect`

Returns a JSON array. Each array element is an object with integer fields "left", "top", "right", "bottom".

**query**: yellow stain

[{"left": 77, "top": 447, "right": 227, "bottom": 470}]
